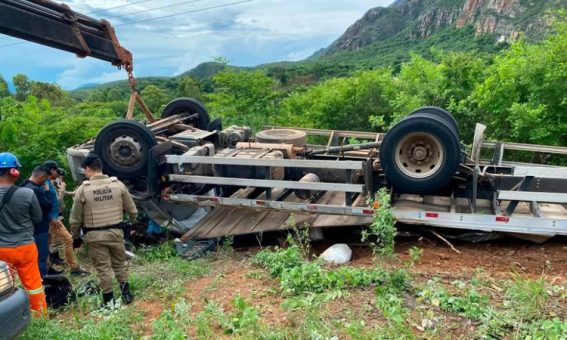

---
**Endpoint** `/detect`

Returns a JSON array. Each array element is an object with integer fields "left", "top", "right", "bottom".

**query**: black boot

[
  {"left": 119, "top": 282, "right": 134, "bottom": 305},
  {"left": 49, "top": 252, "right": 65, "bottom": 265},
  {"left": 47, "top": 266, "right": 64, "bottom": 275},
  {"left": 101, "top": 292, "right": 114, "bottom": 308}
]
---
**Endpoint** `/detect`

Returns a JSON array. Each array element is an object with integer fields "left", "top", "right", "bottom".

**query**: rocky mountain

[{"left": 324, "top": 0, "right": 566, "bottom": 56}]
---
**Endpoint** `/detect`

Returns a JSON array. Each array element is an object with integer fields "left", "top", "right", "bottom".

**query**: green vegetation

[
  {"left": 15, "top": 214, "right": 565, "bottom": 339},
  {"left": 19, "top": 243, "right": 211, "bottom": 339},
  {"left": 362, "top": 188, "right": 397, "bottom": 256},
  {"left": 254, "top": 244, "right": 388, "bottom": 295},
  {"left": 417, "top": 276, "right": 567, "bottom": 339}
]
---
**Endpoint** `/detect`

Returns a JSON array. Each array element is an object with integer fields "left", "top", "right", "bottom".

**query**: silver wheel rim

[{"left": 394, "top": 132, "right": 444, "bottom": 179}]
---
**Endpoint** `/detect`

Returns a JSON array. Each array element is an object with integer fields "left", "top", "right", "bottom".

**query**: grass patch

[
  {"left": 130, "top": 242, "right": 210, "bottom": 299},
  {"left": 21, "top": 307, "right": 142, "bottom": 339},
  {"left": 253, "top": 243, "right": 394, "bottom": 295}
]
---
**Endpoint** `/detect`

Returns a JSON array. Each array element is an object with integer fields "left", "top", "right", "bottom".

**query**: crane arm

[
  {"left": 0, "top": 0, "right": 156, "bottom": 122},
  {"left": 0, "top": 0, "right": 132, "bottom": 71}
]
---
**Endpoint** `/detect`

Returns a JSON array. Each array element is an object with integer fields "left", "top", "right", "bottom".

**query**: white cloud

[{"left": 0, "top": 0, "right": 394, "bottom": 88}]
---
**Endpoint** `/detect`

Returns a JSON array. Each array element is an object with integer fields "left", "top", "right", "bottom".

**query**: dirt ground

[
  {"left": 131, "top": 235, "right": 566, "bottom": 338},
  {"left": 354, "top": 237, "right": 567, "bottom": 283}
]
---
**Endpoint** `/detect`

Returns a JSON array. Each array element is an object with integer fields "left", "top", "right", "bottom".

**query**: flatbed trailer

[{"left": 161, "top": 125, "right": 567, "bottom": 241}]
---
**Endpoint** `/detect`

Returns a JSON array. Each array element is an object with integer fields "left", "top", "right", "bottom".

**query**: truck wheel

[
  {"left": 161, "top": 97, "right": 210, "bottom": 130},
  {"left": 255, "top": 129, "right": 307, "bottom": 146},
  {"left": 94, "top": 120, "right": 157, "bottom": 179},
  {"left": 380, "top": 113, "right": 460, "bottom": 194},
  {"left": 408, "top": 106, "right": 459, "bottom": 137}
]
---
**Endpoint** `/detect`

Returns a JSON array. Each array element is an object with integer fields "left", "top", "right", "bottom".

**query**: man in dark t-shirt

[{"left": 22, "top": 166, "right": 53, "bottom": 277}]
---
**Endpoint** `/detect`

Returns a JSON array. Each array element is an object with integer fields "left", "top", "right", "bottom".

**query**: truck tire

[
  {"left": 161, "top": 97, "right": 210, "bottom": 130},
  {"left": 380, "top": 113, "right": 460, "bottom": 194},
  {"left": 255, "top": 129, "right": 307, "bottom": 146},
  {"left": 94, "top": 120, "right": 157, "bottom": 179},
  {"left": 408, "top": 106, "right": 459, "bottom": 138}
]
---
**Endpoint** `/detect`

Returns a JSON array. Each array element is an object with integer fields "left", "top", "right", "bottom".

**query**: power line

[
  {"left": 0, "top": 0, "right": 254, "bottom": 48},
  {"left": 0, "top": 0, "right": 253, "bottom": 48},
  {"left": 106, "top": 0, "right": 208, "bottom": 20},
  {"left": 116, "top": 0, "right": 253, "bottom": 27},
  {"left": 85, "top": 0, "right": 157, "bottom": 15}
]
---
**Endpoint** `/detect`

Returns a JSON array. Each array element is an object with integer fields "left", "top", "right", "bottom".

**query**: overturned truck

[{"left": 67, "top": 99, "right": 567, "bottom": 245}]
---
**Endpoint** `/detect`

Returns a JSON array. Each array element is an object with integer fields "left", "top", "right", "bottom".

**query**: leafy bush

[
  {"left": 140, "top": 242, "right": 178, "bottom": 262},
  {"left": 252, "top": 244, "right": 303, "bottom": 278},
  {"left": 363, "top": 188, "right": 397, "bottom": 256},
  {"left": 254, "top": 243, "right": 409, "bottom": 295},
  {"left": 152, "top": 299, "right": 192, "bottom": 339}
]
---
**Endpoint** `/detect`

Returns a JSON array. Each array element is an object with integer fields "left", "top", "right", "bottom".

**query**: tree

[
  {"left": 177, "top": 76, "right": 203, "bottom": 101},
  {"left": 390, "top": 54, "right": 448, "bottom": 123},
  {"left": 105, "top": 88, "right": 123, "bottom": 102},
  {"left": 0, "top": 96, "right": 114, "bottom": 177},
  {"left": 13, "top": 74, "right": 31, "bottom": 101},
  {"left": 470, "top": 13, "right": 567, "bottom": 146},
  {"left": 141, "top": 85, "right": 168, "bottom": 113},
  {"left": 29, "top": 81, "right": 73, "bottom": 107},
  {"left": 0, "top": 75, "right": 9, "bottom": 98},
  {"left": 207, "top": 70, "right": 279, "bottom": 130},
  {"left": 281, "top": 69, "right": 396, "bottom": 131}
]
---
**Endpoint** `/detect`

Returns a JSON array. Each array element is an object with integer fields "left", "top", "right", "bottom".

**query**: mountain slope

[{"left": 324, "top": 0, "right": 566, "bottom": 57}]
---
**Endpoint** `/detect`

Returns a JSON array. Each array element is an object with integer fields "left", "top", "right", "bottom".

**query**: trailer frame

[{"left": 160, "top": 124, "right": 567, "bottom": 240}]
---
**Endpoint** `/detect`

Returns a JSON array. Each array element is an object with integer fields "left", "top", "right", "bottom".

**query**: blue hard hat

[{"left": 0, "top": 152, "right": 22, "bottom": 169}]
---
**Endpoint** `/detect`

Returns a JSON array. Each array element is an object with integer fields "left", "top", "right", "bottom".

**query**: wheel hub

[
  {"left": 412, "top": 145, "right": 428, "bottom": 161},
  {"left": 395, "top": 132, "right": 444, "bottom": 179},
  {"left": 109, "top": 136, "right": 142, "bottom": 166}
]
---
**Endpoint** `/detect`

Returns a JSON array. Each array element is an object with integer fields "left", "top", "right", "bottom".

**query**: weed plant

[{"left": 363, "top": 188, "right": 397, "bottom": 256}]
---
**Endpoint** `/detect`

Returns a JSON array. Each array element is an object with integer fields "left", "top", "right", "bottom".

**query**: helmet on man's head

[
  {"left": 0, "top": 152, "right": 22, "bottom": 169},
  {"left": 0, "top": 152, "right": 22, "bottom": 178}
]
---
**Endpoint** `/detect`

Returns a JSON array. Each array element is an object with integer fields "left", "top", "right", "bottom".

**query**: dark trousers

[{"left": 34, "top": 232, "right": 49, "bottom": 277}]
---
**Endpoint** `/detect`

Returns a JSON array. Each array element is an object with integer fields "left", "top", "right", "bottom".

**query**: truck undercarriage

[{"left": 66, "top": 100, "right": 567, "bottom": 245}]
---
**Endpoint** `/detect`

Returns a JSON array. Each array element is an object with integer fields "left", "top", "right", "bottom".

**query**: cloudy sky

[{"left": 0, "top": 0, "right": 394, "bottom": 89}]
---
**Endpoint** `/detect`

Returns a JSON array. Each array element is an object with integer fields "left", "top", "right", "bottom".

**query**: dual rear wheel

[{"left": 379, "top": 107, "right": 461, "bottom": 194}]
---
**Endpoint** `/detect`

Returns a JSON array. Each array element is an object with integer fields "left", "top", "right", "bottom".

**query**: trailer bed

[{"left": 179, "top": 189, "right": 372, "bottom": 239}]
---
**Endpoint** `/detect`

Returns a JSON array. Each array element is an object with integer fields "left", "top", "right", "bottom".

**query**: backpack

[{"left": 43, "top": 274, "right": 74, "bottom": 309}]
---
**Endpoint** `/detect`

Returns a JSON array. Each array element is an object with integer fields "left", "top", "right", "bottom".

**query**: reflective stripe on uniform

[{"left": 27, "top": 286, "right": 44, "bottom": 295}]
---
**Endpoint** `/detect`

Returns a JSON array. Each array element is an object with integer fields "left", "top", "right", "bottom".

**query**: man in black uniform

[{"left": 21, "top": 166, "right": 53, "bottom": 277}]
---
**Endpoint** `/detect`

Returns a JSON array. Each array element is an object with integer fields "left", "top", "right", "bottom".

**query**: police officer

[{"left": 70, "top": 153, "right": 137, "bottom": 306}]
